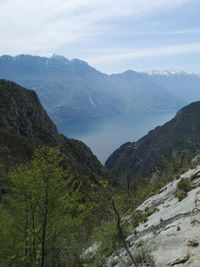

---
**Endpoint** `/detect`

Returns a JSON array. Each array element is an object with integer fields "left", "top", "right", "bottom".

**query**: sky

[{"left": 0, "top": 0, "right": 200, "bottom": 73}]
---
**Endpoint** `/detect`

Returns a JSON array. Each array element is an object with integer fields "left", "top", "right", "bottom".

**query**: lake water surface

[{"left": 58, "top": 111, "right": 176, "bottom": 163}]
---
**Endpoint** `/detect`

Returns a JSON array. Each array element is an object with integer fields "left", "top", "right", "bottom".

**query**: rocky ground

[{"left": 106, "top": 165, "right": 200, "bottom": 267}]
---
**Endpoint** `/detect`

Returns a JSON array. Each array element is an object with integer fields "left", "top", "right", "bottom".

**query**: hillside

[
  {"left": 104, "top": 165, "right": 200, "bottom": 267},
  {"left": 0, "top": 55, "right": 183, "bottom": 123},
  {"left": 0, "top": 80, "right": 106, "bottom": 184},
  {"left": 105, "top": 101, "right": 200, "bottom": 178}
]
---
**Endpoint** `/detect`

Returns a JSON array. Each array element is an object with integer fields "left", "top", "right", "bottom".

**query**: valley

[
  {"left": 1, "top": 1, "right": 200, "bottom": 266},
  {"left": 58, "top": 110, "right": 176, "bottom": 163}
]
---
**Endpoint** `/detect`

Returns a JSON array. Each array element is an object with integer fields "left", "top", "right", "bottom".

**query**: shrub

[
  {"left": 177, "top": 178, "right": 192, "bottom": 192},
  {"left": 132, "top": 246, "right": 155, "bottom": 267},
  {"left": 174, "top": 191, "right": 188, "bottom": 201},
  {"left": 131, "top": 207, "right": 158, "bottom": 228},
  {"left": 174, "top": 178, "right": 192, "bottom": 201}
]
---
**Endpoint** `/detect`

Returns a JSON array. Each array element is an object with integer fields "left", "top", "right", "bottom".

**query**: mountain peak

[
  {"left": 142, "top": 69, "right": 199, "bottom": 77},
  {"left": 111, "top": 69, "right": 140, "bottom": 78},
  {"left": 50, "top": 54, "right": 69, "bottom": 62},
  {"left": 49, "top": 54, "right": 89, "bottom": 66}
]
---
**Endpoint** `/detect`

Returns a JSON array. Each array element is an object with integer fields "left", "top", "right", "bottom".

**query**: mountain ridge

[
  {"left": 105, "top": 101, "right": 200, "bottom": 179},
  {"left": 0, "top": 54, "right": 185, "bottom": 123},
  {"left": 0, "top": 79, "right": 107, "bottom": 186}
]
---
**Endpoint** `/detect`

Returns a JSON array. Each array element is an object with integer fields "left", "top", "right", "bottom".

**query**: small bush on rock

[
  {"left": 174, "top": 178, "right": 192, "bottom": 201},
  {"left": 133, "top": 246, "right": 155, "bottom": 267},
  {"left": 177, "top": 178, "right": 192, "bottom": 192},
  {"left": 131, "top": 207, "right": 158, "bottom": 228},
  {"left": 175, "top": 191, "right": 188, "bottom": 201}
]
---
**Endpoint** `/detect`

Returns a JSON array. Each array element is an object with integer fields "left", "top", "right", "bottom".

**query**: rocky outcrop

[{"left": 106, "top": 165, "right": 200, "bottom": 267}]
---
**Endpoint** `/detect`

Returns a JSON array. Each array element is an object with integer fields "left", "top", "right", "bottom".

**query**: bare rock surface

[
  {"left": 167, "top": 254, "right": 189, "bottom": 266},
  {"left": 106, "top": 165, "right": 200, "bottom": 267}
]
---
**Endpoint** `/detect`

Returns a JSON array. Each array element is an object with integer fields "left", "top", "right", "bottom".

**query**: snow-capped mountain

[
  {"left": 143, "top": 69, "right": 200, "bottom": 77},
  {"left": 0, "top": 55, "right": 185, "bottom": 123},
  {"left": 1, "top": 55, "right": 200, "bottom": 123},
  {"left": 142, "top": 70, "right": 200, "bottom": 103}
]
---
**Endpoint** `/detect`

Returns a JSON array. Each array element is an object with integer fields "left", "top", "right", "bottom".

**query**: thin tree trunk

[
  {"left": 30, "top": 196, "right": 36, "bottom": 262},
  {"left": 25, "top": 209, "right": 28, "bottom": 258},
  {"left": 24, "top": 194, "right": 29, "bottom": 266},
  {"left": 112, "top": 200, "right": 138, "bottom": 267},
  {"left": 127, "top": 175, "right": 131, "bottom": 209},
  {"left": 41, "top": 177, "right": 49, "bottom": 267}
]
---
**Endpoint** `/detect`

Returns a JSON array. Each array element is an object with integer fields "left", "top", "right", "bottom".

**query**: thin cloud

[
  {"left": 0, "top": 0, "right": 189, "bottom": 54},
  {"left": 86, "top": 43, "right": 200, "bottom": 65},
  {"left": 124, "top": 28, "right": 200, "bottom": 36}
]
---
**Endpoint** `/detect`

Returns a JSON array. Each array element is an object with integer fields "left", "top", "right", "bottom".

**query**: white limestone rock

[{"left": 106, "top": 165, "right": 200, "bottom": 267}]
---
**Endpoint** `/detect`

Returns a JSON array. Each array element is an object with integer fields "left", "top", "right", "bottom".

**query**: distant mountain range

[
  {"left": 142, "top": 70, "right": 200, "bottom": 103},
  {"left": 105, "top": 101, "right": 200, "bottom": 178},
  {"left": 0, "top": 54, "right": 193, "bottom": 123}
]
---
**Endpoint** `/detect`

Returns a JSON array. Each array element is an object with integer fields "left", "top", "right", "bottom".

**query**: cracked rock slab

[{"left": 167, "top": 255, "right": 189, "bottom": 266}]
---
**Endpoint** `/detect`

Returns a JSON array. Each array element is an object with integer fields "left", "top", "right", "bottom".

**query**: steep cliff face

[
  {"left": 105, "top": 101, "right": 200, "bottom": 178},
  {"left": 0, "top": 80, "right": 106, "bottom": 181},
  {"left": 0, "top": 79, "right": 59, "bottom": 142}
]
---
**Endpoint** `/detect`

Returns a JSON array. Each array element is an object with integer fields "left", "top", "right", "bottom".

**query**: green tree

[{"left": 0, "top": 147, "right": 91, "bottom": 267}]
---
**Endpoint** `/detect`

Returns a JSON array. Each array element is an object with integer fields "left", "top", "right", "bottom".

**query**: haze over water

[{"left": 58, "top": 110, "right": 176, "bottom": 163}]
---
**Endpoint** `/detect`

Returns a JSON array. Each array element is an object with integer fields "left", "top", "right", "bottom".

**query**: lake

[{"left": 57, "top": 110, "right": 176, "bottom": 164}]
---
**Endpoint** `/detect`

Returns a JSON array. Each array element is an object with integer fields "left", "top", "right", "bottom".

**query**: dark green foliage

[
  {"left": 0, "top": 80, "right": 113, "bottom": 265},
  {"left": 174, "top": 191, "right": 188, "bottom": 201},
  {"left": 159, "top": 150, "right": 192, "bottom": 179},
  {"left": 0, "top": 80, "right": 108, "bottom": 190},
  {"left": 106, "top": 102, "right": 200, "bottom": 181},
  {"left": 0, "top": 79, "right": 198, "bottom": 266},
  {"left": 177, "top": 178, "right": 192, "bottom": 192}
]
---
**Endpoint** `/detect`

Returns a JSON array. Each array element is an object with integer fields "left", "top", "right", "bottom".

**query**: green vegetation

[
  {"left": 174, "top": 178, "right": 192, "bottom": 201},
  {"left": 84, "top": 220, "right": 122, "bottom": 266},
  {"left": 174, "top": 191, "right": 188, "bottom": 201},
  {"left": 177, "top": 178, "right": 192, "bottom": 192},
  {"left": 106, "top": 100, "right": 200, "bottom": 180},
  {"left": 0, "top": 80, "right": 199, "bottom": 266},
  {"left": 83, "top": 179, "right": 162, "bottom": 267},
  {"left": 0, "top": 148, "right": 197, "bottom": 267},
  {"left": 85, "top": 152, "right": 198, "bottom": 266},
  {"left": 131, "top": 207, "right": 158, "bottom": 228},
  {"left": 0, "top": 80, "right": 109, "bottom": 266},
  {"left": 0, "top": 146, "right": 195, "bottom": 266},
  {"left": 133, "top": 246, "right": 155, "bottom": 267},
  {"left": 0, "top": 147, "right": 95, "bottom": 266},
  {"left": 158, "top": 151, "right": 192, "bottom": 180},
  {"left": 0, "top": 79, "right": 106, "bottom": 183}
]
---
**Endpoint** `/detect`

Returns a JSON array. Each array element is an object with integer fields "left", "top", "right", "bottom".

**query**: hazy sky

[{"left": 0, "top": 0, "right": 200, "bottom": 73}]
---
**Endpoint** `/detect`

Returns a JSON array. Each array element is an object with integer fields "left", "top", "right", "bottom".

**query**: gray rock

[
  {"left": 187, "top": 239, "right": 199, "bottom": 247},
  {"left": 106, "top": 166, "right": 200, "bottom": 267},
  {"left": 167, "top": 255, "right": 189, "bottom": 266}
]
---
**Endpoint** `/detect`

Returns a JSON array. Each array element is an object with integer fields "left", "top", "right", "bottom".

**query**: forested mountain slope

[
  {"left": 106, "top": 101, "right": 200, "bottom": 178},
  {"left": 0, "top": 79, "right": 106, "bottom": 183}
]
